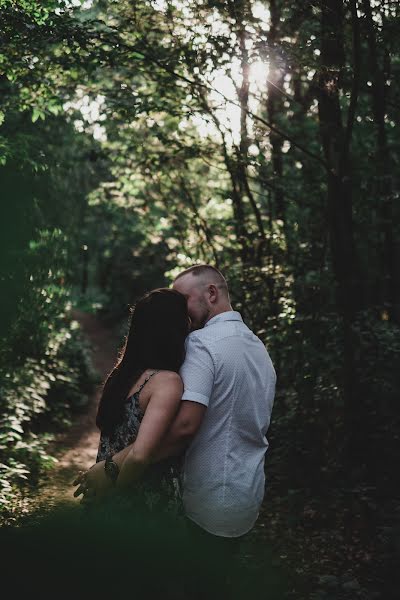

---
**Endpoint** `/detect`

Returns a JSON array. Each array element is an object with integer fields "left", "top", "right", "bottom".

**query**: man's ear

[{"left": 208, "top": 284, "right": 218, "bottom": 304}]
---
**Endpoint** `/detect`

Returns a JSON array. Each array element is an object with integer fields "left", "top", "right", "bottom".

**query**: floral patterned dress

[{"left": 96, "top": 371, "right": 182, "bottom": 515}]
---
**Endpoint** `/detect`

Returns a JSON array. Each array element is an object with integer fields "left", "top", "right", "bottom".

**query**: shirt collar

[{"left": 204, "top": 310, "right": 243, "bottom": 328}]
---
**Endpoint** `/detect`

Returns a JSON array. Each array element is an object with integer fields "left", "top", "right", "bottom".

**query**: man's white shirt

[{"left": 180, "top": 311, "right": 276, "bottom": 537}]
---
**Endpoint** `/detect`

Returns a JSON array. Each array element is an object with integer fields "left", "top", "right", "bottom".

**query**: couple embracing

[{"left": 74, "top": 264, "right": 276, "bottom": 556}]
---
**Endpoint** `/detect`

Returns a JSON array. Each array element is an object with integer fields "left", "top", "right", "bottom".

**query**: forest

[{"left": 0, "top": 1, "right": 399, "bottom": 598}]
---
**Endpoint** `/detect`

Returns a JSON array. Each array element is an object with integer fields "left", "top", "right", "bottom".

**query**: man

[
  {"left": 74, "top": 265, "right": 276, "bottom": 541},
  {"left": 168, "top": 265, "right": 276, "bottom": 539}
]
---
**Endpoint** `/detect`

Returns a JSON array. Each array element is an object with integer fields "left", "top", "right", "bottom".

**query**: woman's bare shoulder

[{"left": 153, "top": 370, "right": 183, "bottom": 389}]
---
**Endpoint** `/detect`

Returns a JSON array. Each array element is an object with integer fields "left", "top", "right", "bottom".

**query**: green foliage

[
  {"left": 0, "top": 319, "right": 99, "bottom": 518},
  {"left": 0, "top": 1, "right": 398, "bottom": 594},
  {"left": 0, "top": 3, "right": 399, "bottom": 578}
]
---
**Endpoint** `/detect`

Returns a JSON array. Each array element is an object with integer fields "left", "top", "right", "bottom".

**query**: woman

[{"left": 76, "top": 287, "right": 190, "bottom": 513}]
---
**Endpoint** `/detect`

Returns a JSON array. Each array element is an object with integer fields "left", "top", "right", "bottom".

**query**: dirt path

[
  {"left": 32, "top": 310, "right": 119, "bottom": 510},
  {"left": 21, "top": 311, "right": 395, "bottom": 599}
]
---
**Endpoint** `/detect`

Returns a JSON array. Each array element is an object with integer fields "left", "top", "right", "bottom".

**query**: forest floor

[
  {"left": 23, "top": 309, "right": 120, "bottom": 514},
  {"left": 9, "top": 311, "right": 397, "bottom": 600}
]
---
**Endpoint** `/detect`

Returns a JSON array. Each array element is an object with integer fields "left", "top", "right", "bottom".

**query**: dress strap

[{"left": 135, "top": 370, "right": 159, "bottom": 399}]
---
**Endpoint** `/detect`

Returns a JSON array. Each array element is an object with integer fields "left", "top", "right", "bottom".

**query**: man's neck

[{"left": 205, "top": 305, "right": 233, "bottom": 324}]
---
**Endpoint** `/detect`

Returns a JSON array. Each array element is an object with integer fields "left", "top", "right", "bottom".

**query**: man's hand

[{"left": 72, "top": 461, "right": 113, "bottom": 504}]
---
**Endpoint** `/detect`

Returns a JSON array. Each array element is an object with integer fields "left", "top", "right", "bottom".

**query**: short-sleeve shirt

[{"left": 180, "top": 311, "right": 276, "bottom": 537}]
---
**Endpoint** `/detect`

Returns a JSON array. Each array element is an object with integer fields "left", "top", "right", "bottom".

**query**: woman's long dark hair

[{"left": 96, "top": 288, "right": 189, "bottom": 433}]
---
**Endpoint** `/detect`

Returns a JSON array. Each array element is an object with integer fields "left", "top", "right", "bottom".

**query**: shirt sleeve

[{"left": 180, "top": 334, "right": 214, "bottom": 407}]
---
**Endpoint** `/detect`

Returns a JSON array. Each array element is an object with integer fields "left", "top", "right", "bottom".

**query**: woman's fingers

[
  {"left": 74, "top": 482, "right": 96, "bottom": 498},
  {"left": 80, "top": 488, "right": 96, "bottom": 505},
  {"left": 73, "top": 483, "right": 87, "bottom": 498},
  {"left": 72, "top": 470, "right": 86, "bottom": 486}
]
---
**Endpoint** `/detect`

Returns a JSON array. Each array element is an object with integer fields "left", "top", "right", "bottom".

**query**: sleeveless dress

[{"left": 96, "top": 371, "right": 182, "bottom": 515}]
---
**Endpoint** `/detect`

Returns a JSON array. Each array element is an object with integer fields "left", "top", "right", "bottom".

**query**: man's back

[{"left": 180, "top": 311, "right": 276, "bottom": 537}]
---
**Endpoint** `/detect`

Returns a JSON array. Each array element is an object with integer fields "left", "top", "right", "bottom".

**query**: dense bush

[
  {"left": 0, "top": 318, "right": 99, "bottom": 519},
  {"left": 0, "top": 221, "right": 99, "bottom": 520}
]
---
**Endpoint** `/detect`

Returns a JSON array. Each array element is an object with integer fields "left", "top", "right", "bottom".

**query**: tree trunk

[
  {"left": 362, "top": 0, "right": 400, "bottom": 323},
  {"left": 317, "top": 0, "right": 358, "bottom": 452},
  {"left": 267, "top": 0, "right": 285, "bottom": 224}
]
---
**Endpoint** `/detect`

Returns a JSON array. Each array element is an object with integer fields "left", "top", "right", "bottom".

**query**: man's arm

[
  {"left": 151, "top": 400, "right": 207, "bottom": 461},
  {"left": 114, "top": 400, "right": 206, "bottom": 481},
  {"left": 114, "top": 374, "right": 187, "bottom": 487},
  {"left": 73, "top": 398, "right": 206, "bottom": 501},
  {"left": 117, "top": 334, "right": 212, "bottom": 468},
  {"left": 74, "top": 334, "right": 213, "bottom": 497},
  {"left": 151, "top": 333, "right": 214, "bottom": 460},
  {"left": 113, "top": 400, "right": 207, "bottom": 468},
  {"left": 73, "top": 373, "right": 183, "bottom": 497}
]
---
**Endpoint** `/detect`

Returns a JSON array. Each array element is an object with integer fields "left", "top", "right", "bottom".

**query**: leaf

[
  {"left": 32, "top": 108, "right": 41, "bottom": 123},
  {"left": 9, "top": 423, "right": 24, "bottom": 434},
  {"left": 48, "top": 104, "right": 60, "bottom": 116}
]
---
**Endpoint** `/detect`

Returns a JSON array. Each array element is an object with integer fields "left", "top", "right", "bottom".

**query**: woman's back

[
  {"left": 97, "top": 369, "right": 158, "bottom": 462},
  {"left": 96, "top": 369, "right": 183, "bottom": 513}
]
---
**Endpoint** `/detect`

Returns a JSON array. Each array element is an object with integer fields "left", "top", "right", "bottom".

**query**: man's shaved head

[
  {"left": 173, "top": 265, "right": 231, "bottom": 330},
  {"left": 174, "top": 265, "right": 229, "bottom": 297}
]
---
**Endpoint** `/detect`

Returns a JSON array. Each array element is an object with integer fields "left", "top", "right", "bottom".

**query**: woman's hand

[{"left": 72, "top": 461, "right": 113, "bottom": 504}]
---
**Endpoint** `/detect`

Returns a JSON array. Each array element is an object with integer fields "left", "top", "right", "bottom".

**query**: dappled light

[{"left": 1, "top": 1, "right": 399, "bottom": 598}]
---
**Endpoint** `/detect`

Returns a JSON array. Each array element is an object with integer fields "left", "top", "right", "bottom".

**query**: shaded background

[{"left": 1, "top": 1, "right": 399, "bottom": 598}]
